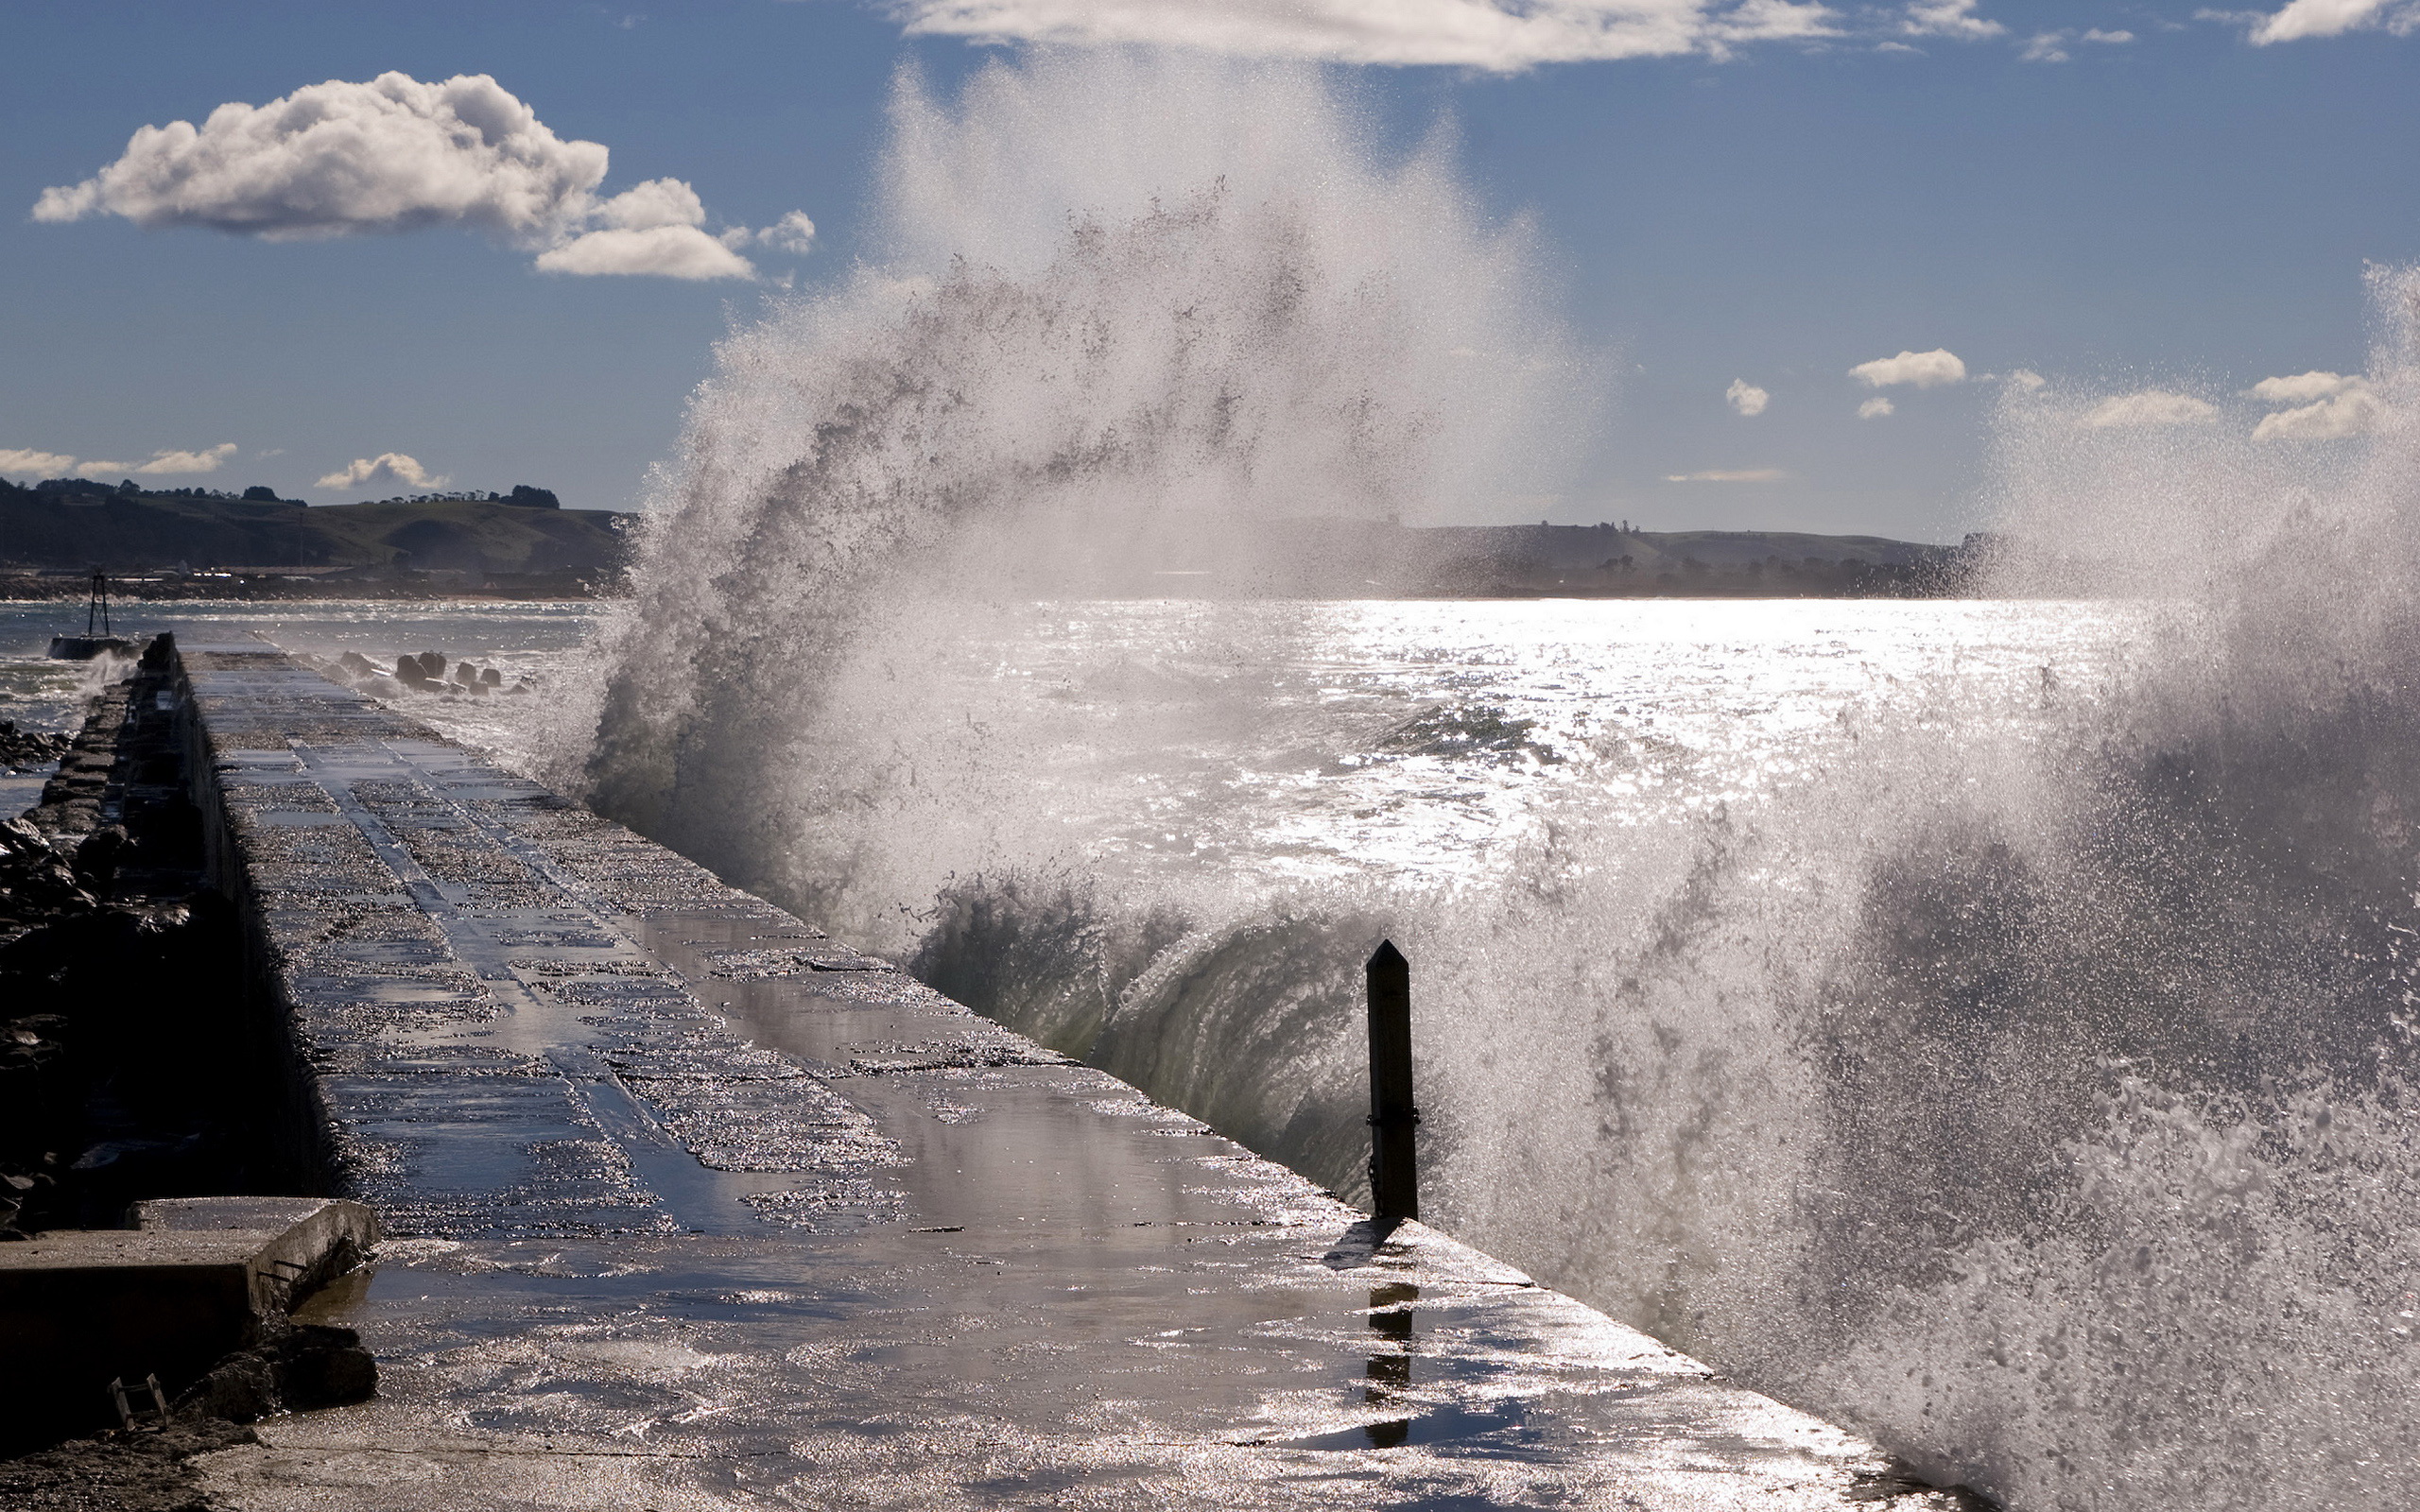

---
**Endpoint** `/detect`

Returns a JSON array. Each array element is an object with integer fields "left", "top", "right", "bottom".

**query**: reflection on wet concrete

[
  {"left": 1364, "top": 1281, "right": 1418, "bottom": 1448},
  {"left": 177, "top": 641, "right": 1989, "bottom": 1509}
]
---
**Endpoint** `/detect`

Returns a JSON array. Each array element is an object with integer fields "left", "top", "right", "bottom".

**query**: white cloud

[
  {"left": 73, "top": 442, "right": 240, "bottom": 478},
  {"left": 1858, "top": 396, "right": 1895, "bottom": 419},
  {"left": 718, "top": 209, "right": 819, "bottom": 258},
  {"left": 1665, "top": 467, "right": 1787, "bottom": 481},
  {"left": 892, "top": 0, "right": 1844, "bottom": 71},
  {"left": 2254, "top": 391, "right": 2381, "bottom": 439},
  {"left": 754, "top": 210, "right": 819, "bottom": 255},
  {"left": 2248, "top": 372, "right": 2380, "bottom": 439},
  {"left": 2008, "top": 369, "right": 2047, "bottom": 390},
  {"left": 536, "top": 224, "right": 756, "bottom": 280},
  {"left": 1901, "top": 0, "right": 2004, "bottom": 39},
  {"left": 2248, "top": 369, "right": 2361, "bottom": 404},
  {"left": 317, "top": 453, "right": 448, "bottom": 491},
  {"left": 2244, "top": 0, "right": 2419, "bottom": 43},
  {"left": 34, "top": 73, "right": 761, "bottom": 280},
  {"left": 2083, "top": 28, "right": 2135, "bottom": 43},
  {"left": 2079, "top": 389, "right": 2219, "bottom": 428},
  {"left": 1850, "top": 348, "right": 1967, "bottom": 387},
  {"left": 0, "top": 448, "right": 79, "bottom": 477},
  {"left": 1725, "top": 378, "right": 1770, "bottom": 416}
]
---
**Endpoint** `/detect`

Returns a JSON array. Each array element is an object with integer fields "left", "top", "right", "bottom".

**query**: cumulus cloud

[
  {"left": 2248, "top": 369, "right": 2360, "bottom": 404},
  {"left": 2249, "top": 371, "right": 2379, "bottom": 439},
  {"left": 893, "top": 0, "right": 1843, "bottom": 70},
  {"left": 2007, "top": 368, "right": 2047, "bottom": 390},
  {"left": 2255, "top": 391, "right": 2379, "bottom": 439},
  {"left": 537, "top": 223, "right": 755, "bottom": 280},
  {"left": 1851, "top": 348, "right": 1967, "bottom": 388},
  {"left": 1901, "top": 0, "right": 2004, "bottom": 39},
  {"left": 0, "top": 448, "right": 80, "bottom": 477},
  {"left": 317, "top": 453, "right": 447, "bottom": 491},
  {"left": 71, "top": 442, "right": 240, "bottom": 479},
  {"left": 1725, "top": 378, "right": 1770, "bottom": 416},
  {"left": 34, "top": 73, "right": 762, "bottom": 280},
  {"left": 2242, "top": 0, "right": 2420, "bottom": 43},
  {"left": 1665, "top": 468, "right": 1787, "bottom": 481},
  {"left": 1858, "top": 396, "right": 1895, "bottom": 419},
  {"left": 2079, "top": 389, "right": 2218, "bottom": 428}
]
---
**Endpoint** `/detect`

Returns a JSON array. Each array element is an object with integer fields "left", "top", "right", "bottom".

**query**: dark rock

[
  {"left": 0, "top": 721, "right": 72, "bottom": 774},
  {"left": 70, "top": 826, "right": 128, "bottom": 892},
  {"left": 175, "top": 1322, "right": 376, "bottom": 1422}
]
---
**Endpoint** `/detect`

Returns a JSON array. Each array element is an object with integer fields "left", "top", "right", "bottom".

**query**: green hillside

[{"left": 0, "top": 478, "right": 630, "bottom": 577}]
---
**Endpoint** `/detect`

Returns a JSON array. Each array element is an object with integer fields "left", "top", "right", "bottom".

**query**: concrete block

[{"left": 0, "top": 1196, "right": 375, "bottom": 1448}]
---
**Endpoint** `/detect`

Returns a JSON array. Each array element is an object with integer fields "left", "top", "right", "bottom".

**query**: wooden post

[{"left": 1366, "top": 940, "right": 1418, "bottom": 1223}]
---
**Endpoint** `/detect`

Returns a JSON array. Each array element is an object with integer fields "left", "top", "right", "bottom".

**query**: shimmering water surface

[{"left": 0, "top": 594, "right": 2117, "bottom": 890}]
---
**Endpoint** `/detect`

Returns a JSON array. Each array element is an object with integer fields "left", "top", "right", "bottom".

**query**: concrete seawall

[{"left": 172, "top": 636, "right": 1968, "bottom": 1510}]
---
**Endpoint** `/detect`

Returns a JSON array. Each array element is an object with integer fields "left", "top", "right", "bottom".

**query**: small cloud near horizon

[
  {"left": 1725, "top": 378, "right": 1770, "bottom": 416},
  {"left": 33, "top": 73, "right": 808, "bottom": 282},
  {"left": 2, "top": 441, "right": 239, "bottom": 479},
  {"left": 1858, "top": 396, "right": 1895, "bottom": 418},
  {"left": 318, "top": 452, "right": 448, "bottom": 491},
  {"left": 1664, "top": 467, "right": 1788, "bottom": 482},
  {"left": 0, "top": 448, "right": 81, "bottom": 477},
  {"left": 1851, "top": 348, "right": 1967, "bottom": 388}
]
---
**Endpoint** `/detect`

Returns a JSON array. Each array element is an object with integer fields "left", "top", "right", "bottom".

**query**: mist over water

[{"left": 581, "top": 51, "right": 2420, "bottom": 1510}]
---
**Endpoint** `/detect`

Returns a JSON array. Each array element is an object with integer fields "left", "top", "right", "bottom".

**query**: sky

[{"left": 2, "top": 0, "right": 2414, "bottom": 541}]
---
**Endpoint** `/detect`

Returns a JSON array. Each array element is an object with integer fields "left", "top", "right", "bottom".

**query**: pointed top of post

[{"left": 1367, "top": 939, "right": 1406, "bottom": 972}]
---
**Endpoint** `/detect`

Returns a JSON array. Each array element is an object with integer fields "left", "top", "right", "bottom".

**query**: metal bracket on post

[{"left": 1366, "top": 939, "right": 1419, "bottom": 1224}]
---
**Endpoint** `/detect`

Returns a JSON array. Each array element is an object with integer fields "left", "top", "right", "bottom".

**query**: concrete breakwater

[{"left": 159, "top": 635, "right": 1971, "bottom": 1509}]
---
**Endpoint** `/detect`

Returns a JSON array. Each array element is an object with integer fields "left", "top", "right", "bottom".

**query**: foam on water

[{"left": 580, "top": 52, "right": 2420, "bottom": 1509}]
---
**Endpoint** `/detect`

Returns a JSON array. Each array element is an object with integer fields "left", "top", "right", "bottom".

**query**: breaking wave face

[{"left": 584, "top": 48, "right": 2420, "bottom": 1512}]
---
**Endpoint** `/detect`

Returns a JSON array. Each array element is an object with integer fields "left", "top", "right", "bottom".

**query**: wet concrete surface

[{"left": 180, "top": 637, "right": 1970, "bottom": 1508}]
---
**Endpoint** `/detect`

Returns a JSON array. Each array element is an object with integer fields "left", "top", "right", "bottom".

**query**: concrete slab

[
  {"left": 0, "top": 1196, "right": 377, "bottom": 1445},
  {"left": 174, "top": 639, "right": 1969, "bottom": 1509}
]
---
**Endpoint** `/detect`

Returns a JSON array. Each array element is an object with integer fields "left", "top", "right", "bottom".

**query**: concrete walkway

[{"left": 176, "top": 638, "right": 1962, "bottom": 1510}]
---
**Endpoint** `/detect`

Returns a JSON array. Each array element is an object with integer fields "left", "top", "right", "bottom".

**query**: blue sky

[{"left": 3, "top": 1, "right": 2413, "bottom": 541}]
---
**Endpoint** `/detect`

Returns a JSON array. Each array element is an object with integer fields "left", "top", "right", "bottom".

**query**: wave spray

[{"left": 585, "top": 50, "right": 2420, "bottom": 1510}]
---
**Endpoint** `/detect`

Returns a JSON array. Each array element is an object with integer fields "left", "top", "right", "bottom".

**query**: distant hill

[
  {"left": 1131, "top": 519, "right": 1976, "bottom": 597},
  {"left": 0, "top": 478, "right": 631, "bottom": 579},
  {"left": 1397, "top": 523, "right": 1968, "bottom": 596}
]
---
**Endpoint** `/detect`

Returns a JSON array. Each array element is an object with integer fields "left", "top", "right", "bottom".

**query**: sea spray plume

[
  {"left": 592, "top": 44, "right": 2420, "bottom": 1508},
  {"left": 586, "top": 50, "right": 1580, "bottom": 906},
  {"left": 1287, "top": 274, "right": 2420, "bottom": 1509}
]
